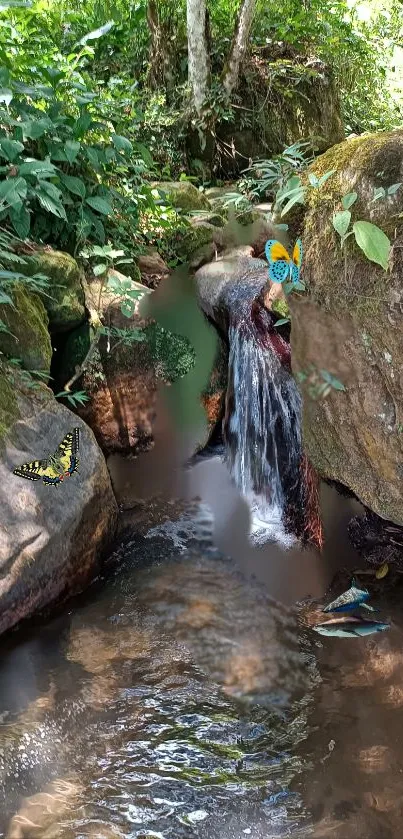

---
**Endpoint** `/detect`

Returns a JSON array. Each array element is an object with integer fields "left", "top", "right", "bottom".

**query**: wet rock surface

[
  {"left": 0, "top": 367, "right": 118, "bottom": 636},
  {"left": 289, "top": 129, "right": 403, "bottom": 525}
]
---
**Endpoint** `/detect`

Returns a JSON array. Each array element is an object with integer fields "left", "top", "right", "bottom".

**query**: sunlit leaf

[
  {"left": 342, "top": 192, "right": 358, "bottom": 210},
  {"left": 86, "top": 196, "right": 112, "bottom": 215},
  {"left": 353, "top": 220, "right": 390, "bottom": 270},
  {"left": 332, "top": 210, "right": 351, "bottom": 238},
  {"left": 78, "top": 21, "right": 114, "bottom": 45}
]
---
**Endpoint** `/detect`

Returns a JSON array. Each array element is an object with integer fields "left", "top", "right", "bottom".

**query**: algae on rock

[
  {"left": 288, "top": 128, "right": 403, "bottom": 524},
  {"left": 29, "top": 250, "right": 86, "bottom": 332},
  {"left": 0, "top": 284, "right": 52, "bottom": 374}
]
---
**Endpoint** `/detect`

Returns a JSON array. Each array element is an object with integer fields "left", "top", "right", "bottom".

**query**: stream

[{"left": 0, "top": 472, "right": 402, "bottom": 839}]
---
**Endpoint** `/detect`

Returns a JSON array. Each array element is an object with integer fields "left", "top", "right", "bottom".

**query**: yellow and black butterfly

[{"left": 13, "top": 428, "right": 80, "bottom": 487}]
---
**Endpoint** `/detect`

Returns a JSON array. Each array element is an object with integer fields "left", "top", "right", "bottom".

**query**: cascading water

[{"left": 223, "top": 287, "right": 304, "bottom": 545}]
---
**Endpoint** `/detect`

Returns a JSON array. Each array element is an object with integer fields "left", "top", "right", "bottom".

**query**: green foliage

[
  {"left": 0, "top": 5, "right": 159, "bottom": 254},
  {"left": 0, "top": 227, "right": 50, "bottom": 336},
  {"left": 352, "top": 220, "right": 391, "bottom": 270},
  {"left": 55, "top": 388, "right": 89, "bottom": 406},
  {"left": 333, "top": 192, "right": 391, "bottom": 270},
  {"left": 297, "top": 364, "right": 346, "bottom": 399}
]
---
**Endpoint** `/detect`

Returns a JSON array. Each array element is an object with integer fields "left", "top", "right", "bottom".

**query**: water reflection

[{"left": 0, "top": 485, "right": 402, "bottom": 838}]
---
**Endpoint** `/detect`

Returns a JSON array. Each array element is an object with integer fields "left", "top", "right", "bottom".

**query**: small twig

[{"left": 63, "top": 329, "right": 101, "bottom": 392}]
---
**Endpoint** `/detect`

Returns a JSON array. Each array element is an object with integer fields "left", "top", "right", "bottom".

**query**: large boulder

[
  {"left": 216, "top": 57, "right": 344, "bottom": 176},
  {"left": 28, "top": 249, "right": 86, "bottom": 332},
  {"left": 0, "top": 284, "right": 52, "bottom": 373},
  {"left": 152, "top": 180, "right": 210, "bottom": 211},
  {"left": 288, "top": 129, "right": 403, "bottom": 524},
  {"left": 0, "top": 358, "right": 118, "bottom": 635}
]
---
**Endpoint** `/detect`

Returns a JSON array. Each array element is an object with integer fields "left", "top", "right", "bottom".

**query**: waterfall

[{"left": 224, "top": 300, "right": 303, "bottom": 545}]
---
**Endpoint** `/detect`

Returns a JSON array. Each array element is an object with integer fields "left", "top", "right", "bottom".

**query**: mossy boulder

[
  {"left": 29, "top": 249, "right": 86, "bottom": 332},
  {"left": 152, "top": 181, "right": 210, "bottom": 211},
  {"left": 0, "top": 357, "right": 117, "bottom": 635},
  {"left": 0, "top": 284, "right": 52, "bottom": 373},
  {"left": 216, "top": 57, "right": 344, "bottom": 177},
  {"left": 288, "top": 128, "right": 403, "bottom": 524}
]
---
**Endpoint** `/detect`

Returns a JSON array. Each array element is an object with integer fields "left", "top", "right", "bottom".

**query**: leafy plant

[
  {"left": 296, "top": 364, "right": 346, "bottom": 400},
  {"left": 332, "top": 191, "right": 391, "bottom": 270}
]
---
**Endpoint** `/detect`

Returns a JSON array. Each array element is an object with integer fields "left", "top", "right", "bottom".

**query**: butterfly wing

[
  {"left": 265, "top": 240, "right": 292, "bottom": 284},
  {"left": 13, "top": 428, "right": 80, "bottom": 486},
  {"left": 55, "top": 427, "right": 80, "bottom": 477},
  {"left": 13, "top": 459, "right": 50, "bottom": 482}
]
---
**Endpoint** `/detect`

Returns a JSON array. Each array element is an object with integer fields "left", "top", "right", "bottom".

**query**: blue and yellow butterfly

[
  {"left": 13, "top": 428, "right": 80, "bottom": 487},
  {"left": 265, "top": 238, "right": 303, "bottom": 285}
]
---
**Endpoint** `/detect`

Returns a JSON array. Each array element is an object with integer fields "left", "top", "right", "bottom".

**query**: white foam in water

[
  {"left": 145, "top": 502, "right": 215, "bottom": 552},
  {"left": 146, "top": 317, "right": 302, "bottom": 552}
]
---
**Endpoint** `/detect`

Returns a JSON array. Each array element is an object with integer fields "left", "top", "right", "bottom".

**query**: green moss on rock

[
  {"left": 29, "top": 250, "right": 86, "bottom": 332},
  {"left": 0, "top": 359, "right": 19, "bottom": 444},
  {"left": 145, "top": 322, "right": 196, "bottom": 382},
  {"left": 0, "top": 284, "right": 52, "bottom": 373},
  {"left": 152, "top": 181, "right": 210, "bottom": 212}
]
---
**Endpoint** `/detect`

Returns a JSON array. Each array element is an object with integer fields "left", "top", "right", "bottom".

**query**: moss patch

[
  {"left": 0, "top": 359, "right": 19, "bottom": 444},
  {"left": 152, "top": 181, "right": 210, "bottom": 211},
  {"left": 144, "top": 322, "right": 196, "bottom": 382},
  {"left": 29, "top": 249, "right": 86, "bottom": 332},
  {"left": 0, "top": 284, "right": 52, "bottom": 373}
]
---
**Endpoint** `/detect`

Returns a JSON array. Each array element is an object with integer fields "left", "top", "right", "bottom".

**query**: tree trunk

[
  {"left": 223, "top": 0, "right": 257, "bottom": 96},
  {"left": 146, "top": 0, "right": 174, "bottom": 92},
  {"left": 186, "top": 0, "right": 209, "bottom": 114}
]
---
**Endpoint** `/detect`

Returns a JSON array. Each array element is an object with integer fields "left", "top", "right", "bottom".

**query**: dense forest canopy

[{"left": 0, "top": 0, "right": 402, "bottom": 261}]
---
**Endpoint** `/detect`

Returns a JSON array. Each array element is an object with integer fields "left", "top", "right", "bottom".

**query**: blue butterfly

[{"left": 265, "top": 238, "right": 303, "bottom": 285}]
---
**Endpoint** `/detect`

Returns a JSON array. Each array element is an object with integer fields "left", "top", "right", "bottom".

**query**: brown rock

[
  {"left": 289, "top": 129, "right": 403, "bottom": 524},
  {"left": 137, "top": 251, "right": 169, "bottom": 280},
  {"left": 0, "top": 363, "right": 117, "bottom": 636}
]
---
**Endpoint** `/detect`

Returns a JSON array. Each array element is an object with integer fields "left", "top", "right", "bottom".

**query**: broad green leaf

[
  {"left": 86, "top": 196, "right": 112, "bottom": 215},
  {"left": 332, "top": 210, "right": 351, "bottom": 238},
  {"left": 318, "top": 169, "right": 336, "bottom": 186},
  {"left": 64, "top": 140, "right": 80, "bottom": 163},
  {"left": 387, "top": 182, "right": 402, "bottom": 196},
  {"left": 10, "top": 204, "right": 30, "bottom": 238},
  {"left": 22, "top": 119, "right": 50, "bottom": 140},
  {"left": 136, "top": 142, "right": 153, "bottom": 167},
  {"left": 0, "top": 88, "right": 12, "bottom": 106},
  {"left": 86, "top": 147, "right": 99, "bottom": 168},
  {"left": 93, "top": 263, "right": 107, "bottom": 276},
  {"left": 372, "top": 186, "right": 386, "bottom": 202},
  {"left": 352, "top": 220, "right": 390, "bottom": 270},
  {"left": 120, "top": 299, "right": 136, "bottom": 318},
  {"left": 112, "top": 134, "right": 133, "bottom": 154},
  {"left": 48, "top": 143, "right": 68, "bottom": 162},
  {"left": 293, "top": 280, "right": 306, "bottom": 291},
  {"left": 18, "top": 159, "right": 56, "bottom": 177},
  {"left": 0, "top": 176, "right": 27, "bottom": 204},
  {"left": 274, "top": 317, "right": 290, "bottom": 327},
  {"left": 12, "top": 81, "right": 53, "bottom": 99},
  {"left": 308, "top": 173, "right": 319, "bottom": 188},
  {"left": 60, "top": 173, "right": 86, "bottom": 199},
  {"left": 342, "top": 192, "right": 358, "bottom": 210},
  {"left": 78, "top": 21, "right": 114, "bottom": 45},
  {"left": 280, "top": 188, "right": 305, "bottom": 217},
  {"left": 35, "top": 185, "right": 67, "bottom": 219},
  {"left": 0, "top": 138, "right": 24, "bottom": 162}
]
